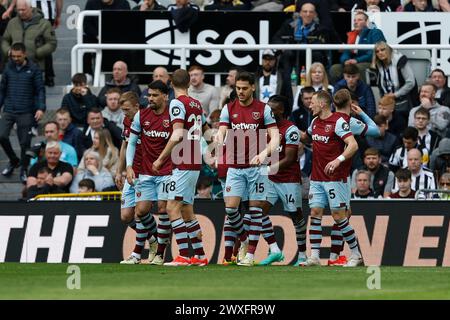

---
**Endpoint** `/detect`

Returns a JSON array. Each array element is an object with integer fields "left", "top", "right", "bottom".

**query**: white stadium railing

[{"left": 74, "top": 10, "right": 450, "bottom": 87}]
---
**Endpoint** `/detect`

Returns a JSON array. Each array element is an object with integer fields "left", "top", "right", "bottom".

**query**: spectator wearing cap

[
  {"left": 329, "top": 11, "right": 386, "bottom": 85},
  {"left": 334, "top": 63, "right": 377, "bottom": 118},
  {"left": 255, "top": 49, "right": 293, "bottom": 106},
  {"left": 188, "top": 65, "right": 220, "bottom": 116}
]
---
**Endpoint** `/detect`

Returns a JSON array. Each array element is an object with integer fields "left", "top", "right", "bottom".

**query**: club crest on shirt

[
  {"left": 252, "top": 112, "right": 260, "bottom": 120},
  {"left": 226, "top": 186, "right": 231, "bottom": 192},
  {"left": 308, "top": 193, "right": 313, "bottom": 200},
  {"left": 342, "top": 122, "right": 350, "bottom": 131},
  {"left": 144, "top": 121, "right": 150, "bottom": 126},
  {"left": 136, "top": 191, "right": 141, "bottom": 198},
  {"left": 163, "top": 120, "right": 170, "bottom": 128},
  {"left": 121, "top": 199, "right": 125, "bottom": 205},
  {"left": 233, "top": 114, "right": 238, "bottom": 119},
  {"left": 325, "top": 124, "right": 332, "bottom": 133}
]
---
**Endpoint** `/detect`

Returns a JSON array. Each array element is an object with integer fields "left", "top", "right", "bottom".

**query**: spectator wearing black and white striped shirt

[
  {"left": 413, "top": 107, "right": 441, "bottom": 155},
  {"left": 389, "top": 126, "right": 429, "bottom": 172},
  {"left": 392, "top": 148, "right": 437, "bottom": 193}
]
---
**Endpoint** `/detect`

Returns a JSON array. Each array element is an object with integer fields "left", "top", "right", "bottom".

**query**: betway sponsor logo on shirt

[
  {"left": 143, "top": 129, "right": 170, "bottom": 139},
  {"left": 312, "top": 134, "right": 330, "bottom": 143},
  {"left": 231, "top": 123, "right": 259, "bottom": 130}
]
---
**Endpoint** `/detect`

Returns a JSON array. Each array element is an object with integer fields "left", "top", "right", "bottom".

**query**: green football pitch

[{"left": 0, "top": 264, "right": 449, "bottom": 300}]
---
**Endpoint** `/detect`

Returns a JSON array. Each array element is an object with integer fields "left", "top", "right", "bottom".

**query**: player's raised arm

[
  {"left": 324, "top": 118, "right": 359, "bottom": 176},
  {"left": 350, "top": 103, "right": 380, "bottom": 137}
]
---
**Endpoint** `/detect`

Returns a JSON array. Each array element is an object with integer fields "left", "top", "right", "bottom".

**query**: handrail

[
  {"left": 415, "top": 189, "right": 450, "bottom": 200},
  {"left": 71, "top": 43, "right": 450, "bottom": 86},
  {"left": 31, "top": 191, "right": 121, "bottom": 201}
]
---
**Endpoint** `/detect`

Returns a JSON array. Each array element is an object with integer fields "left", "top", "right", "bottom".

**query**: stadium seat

[{"left": 399, "top": 49, "right": 432, "bottom": 87}]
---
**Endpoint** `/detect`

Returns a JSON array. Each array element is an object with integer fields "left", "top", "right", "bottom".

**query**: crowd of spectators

[{"left": 0, "top": 0, "right": 449, "bottom": 200}]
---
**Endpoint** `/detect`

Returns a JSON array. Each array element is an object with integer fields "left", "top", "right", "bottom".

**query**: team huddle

[{"left": 117, "top": 69, "right": 380, "bottom": 267}]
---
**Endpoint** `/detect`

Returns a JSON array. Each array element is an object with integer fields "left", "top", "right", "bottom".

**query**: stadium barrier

[
  {"left": 1, "top": 200, "right": 449, "bottom": 266},
  {"left": 73, "top": 11, "right": 450, "bottom": 86}
]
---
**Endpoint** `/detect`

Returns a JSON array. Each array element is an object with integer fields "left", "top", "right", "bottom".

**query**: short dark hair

[
  {"left": 37, "top": 166, "right": 51, "bottom": 175},
  {"left": 11, "top": 42, "right": 26, "bottom": 53},
  {"left": 343, "top": 64, "right": 360, "bottom": 75},
  {"left": 414, "top": 107, "right": 430, "bottom": 119},
  {"left": 268, "top": 94, "right": 291, "bottom": 117},
  {"left": 171, "top": 69, "right": 190, "bottom": 89},
  {"left": 87, "top": 107, "right": 103, "bottom": 116},
  {"left": 395, "top": 168, "right": 411, "bottom": 181},
  {"left": 236, "top": 71, "right": 255, "bottom": 85},
  {"left": 403, "top": 126, "right": 418, "bottom": 141},
  {"left": 374, "top": 114, "right": 387, "bottom": 126},
  {"left": 148, "top": 80, "right": 169, "bottom": 95},
  {"left": 78, "top": 178, "right": 96, "bottom": 192},
  {"left": 301, "top": 86, "right": 315, "bottom": 96},
  {"left": 71, "top": 73, "right": 87, "bottom": 85}
]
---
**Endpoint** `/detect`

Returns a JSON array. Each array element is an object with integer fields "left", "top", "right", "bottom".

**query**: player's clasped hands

[{"left": 324, "top": 159, "right": 341, "bottom": 176}]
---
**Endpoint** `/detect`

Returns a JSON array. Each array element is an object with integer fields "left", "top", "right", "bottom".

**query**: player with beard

[
  {"left": 216, "top": 71, "right": 280, "bottom": 267},
  {"left": 126, "top": 81, "right": 173, "bottom": 265}
]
